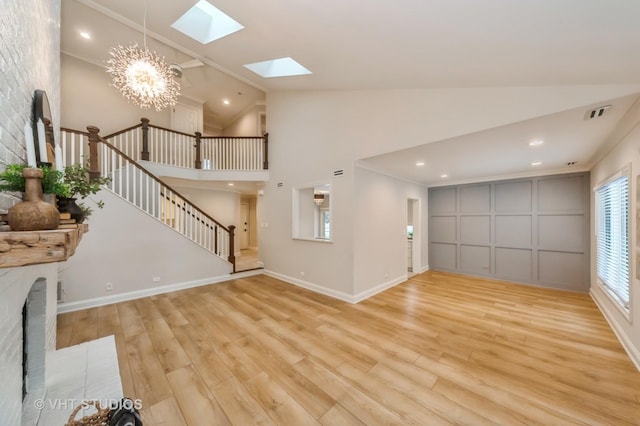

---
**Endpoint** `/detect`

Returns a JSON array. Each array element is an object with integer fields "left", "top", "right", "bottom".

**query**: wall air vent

[
  {"left": 333, "top": 169, "right": 344, "bottom": 177},
  {"left": 277, "top": 182, "right": 284, "bottom": 188},
  {"left": 584, "top": 105, "right": 611, "bottom": 120}
]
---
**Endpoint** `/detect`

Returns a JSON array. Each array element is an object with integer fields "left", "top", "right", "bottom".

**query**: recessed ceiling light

[
  {"left": 416, "top": 161, "right": 425, "bottom": 166},
  {"left": 529, "top": 139, "right": 544, "bottom": 147},
  {"left": 223, "top": 99, "right": 230, "bottom": 105},
  {"left": 244, "top": 57, "right": 312, "bottom": 78},
  {"left": 227, "top": 182, "right": 234, "bottom": 186},
  {"left": 440, "top": 174, "right": 448, "bottom": 178},
  {"left": 79, "top": 31, "right": 91, "bottom": 40},
  {"left": 531, "top": 161, "right": 542, "bottom": 166},
  {"left": 171, "top": 0, "right": 244, "bottom": 44}
]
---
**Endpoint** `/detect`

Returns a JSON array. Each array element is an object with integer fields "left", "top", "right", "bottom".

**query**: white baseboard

[
  {"left": 590, "top": 290, "right": 640, "bottom": 372},
  {"left": 420, "top": 264, "right": 430, "bottom": 273},
  {"left": 263, "top": 270, "right": 355, "bottom": 303},
  {"left": 58, "top": 275, "right": 234, "bottom": 313},
  {"left": 263, "top": 270, "right": 407, "bottom": 304},
  {"left": 352, "top": 275, "right": 408, "bottom": 303}
]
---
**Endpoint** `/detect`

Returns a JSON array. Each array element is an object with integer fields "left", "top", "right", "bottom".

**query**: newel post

[
  {"left": 141, "top": 117, "right": 150, "bottom": 161},
  {"left": 194, "top": 131, "right": 202, "bottom": 169},
  {"left": 86, "top": 125, "right": 101, "bottom": 182},
  {"left": 228, "top": 225, "right": 236, "bottom": 272},
  {"left": 263, "top": 132, "right": 269, "bottom": 170}
]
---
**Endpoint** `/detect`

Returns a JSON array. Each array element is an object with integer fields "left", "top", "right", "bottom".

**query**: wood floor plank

[
  {"left": 55, "top": 311, "right": 75, "bottom": 349},
  {"left": 292, "top": 358, "right": 407, "bottom": 425},
  {"left": 211, "top": 377, "right": 275, "bottom": 426},
  {"left": 167, "top": 365, "right": 231, "bottom": 426},
  {"left": 171, "top": 324, "right": 234, "bottom": 388},
  {"left": 238, "top": 336, "right": 335, "bottom": 419},
  {"left": 146, "top": 397, "right": 188, "bottom": 426},
  {"left": 124, "top": 332, "right": 174, "bottom": 406},
  {"left": 150, "top": 295, "right": 189, "bottom": 328},
  {"left": 116, "top": 301, "right": 145, "bottom": 338},
  {"left": 319, "top": 404, "right": 366, "bottom": 426},
  {"left": 66, "top": 308, "right": 98, "bottom": 346},
  {"left": 56, "top": 271, "right": 640, "bottom": 425},
  {"left": 142, "top": 317, "right": 191, "bottom": 374},
  {"left": 244, "top": 371, "right": 319, "bottom": 426},
  {"left": 336, "top": 362, "right": 451, "bottom": 425}
]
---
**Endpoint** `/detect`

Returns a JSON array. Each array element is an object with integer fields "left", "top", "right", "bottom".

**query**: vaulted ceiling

[{"left": 62, "top": 0, "right": 640, "bottom": 185}]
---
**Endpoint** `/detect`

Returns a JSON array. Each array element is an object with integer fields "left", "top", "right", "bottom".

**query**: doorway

[
  {"left": 407, "top": 198, "right": 421, "bottom": 275},
  {"left": 235, "top": 196, "right": 261, "bottom": 272},
  {"left": 240, "top": 203, "right": 249, "bottom": 249}
]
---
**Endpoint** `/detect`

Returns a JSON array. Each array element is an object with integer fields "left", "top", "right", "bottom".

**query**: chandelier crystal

[
  {"left": 106, "top": 0, "right": 179, "bottom": 111},
  {"left": 107, "top": 43, "right": 179, "bottom": 111}
]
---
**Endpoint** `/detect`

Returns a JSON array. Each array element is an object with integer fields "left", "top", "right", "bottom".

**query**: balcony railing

[{"left": 104, "top": 118, "right": 268, "bottom": 171}]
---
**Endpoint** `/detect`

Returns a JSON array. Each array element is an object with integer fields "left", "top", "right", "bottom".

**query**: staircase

[{"left": 59, "top": 120, "right": 269, "bottom": 272}]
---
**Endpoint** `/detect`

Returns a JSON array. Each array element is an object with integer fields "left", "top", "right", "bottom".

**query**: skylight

[
  {"left": 171, "top": 0, "right": 244, "bottom": 44},
  {"left": 243, "top": 57, "right": 312, "bottom": 78}
]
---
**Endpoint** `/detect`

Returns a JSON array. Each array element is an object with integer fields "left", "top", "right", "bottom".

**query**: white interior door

[
  {"left": 171, "top": 103, "right": 201, "bottom": 133},
  {"left": 240, "top": 203, "right": 249, "bottom": 249}
]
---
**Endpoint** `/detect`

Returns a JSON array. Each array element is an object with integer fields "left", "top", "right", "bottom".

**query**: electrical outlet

[
  {"left": 152, "top": 277, "right": 161, "bottom": 283},
  {"left": 105, "top": 282, "right": 113, "bottom": 291}
]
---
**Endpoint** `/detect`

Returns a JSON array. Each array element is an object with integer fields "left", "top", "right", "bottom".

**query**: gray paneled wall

[{"left": 428, "top": 173, "right": 590, "bottom": 291}]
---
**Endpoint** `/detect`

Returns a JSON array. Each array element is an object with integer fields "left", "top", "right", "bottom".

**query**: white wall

[
  {"left": 61, "top": 54, "right": 171, "bottom": 134},
  {"left": 353, "top": 166, "right": 428, "bottom": 296},
  {"left": 263, "top": 87, "right": 631, "bottom": 300},
  {"left": 61, "top": 54, "right": 204, "bottom": 136},
  {"left": 589, "top": 100, "right": 640, "bottom": 370},
  {"left": 223, "top": 103, "right": 266, "bottom": 136},
  {"left": 172, "top": 186, "right": 240, "bottom": 229},
  {"left": 262, "top": 91, "right": 356, "bottom": 298},
  {"left": 59, "top": 189, "right": 232, "bottom": 304}
]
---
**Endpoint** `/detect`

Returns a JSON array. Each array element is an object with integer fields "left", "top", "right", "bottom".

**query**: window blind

[{"left": 595, "top": 174, "right": 630, "bottom": 309}]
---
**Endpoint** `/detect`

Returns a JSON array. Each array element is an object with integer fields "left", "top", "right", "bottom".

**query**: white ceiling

[{"left": 61, "top": 0, "right": 640, "bottom": 186}]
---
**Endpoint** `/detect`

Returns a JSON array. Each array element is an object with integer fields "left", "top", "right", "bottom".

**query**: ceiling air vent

[
  {"left": 584, "top": 105, "right": 611, "bottom": 120},
  {"left": 276, "top": 182, "right": 284, "bottom": 188},
  {"left": 333, "top": 169, "right": 344, "bottom": 177}
]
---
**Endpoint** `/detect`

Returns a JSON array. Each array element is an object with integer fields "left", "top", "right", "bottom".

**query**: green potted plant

[
  {"left": 0, "top": 164, "right": 67, "bottom": 203},
  {"left": 57, "top": 163, "right": 111, "bottom": 223}
]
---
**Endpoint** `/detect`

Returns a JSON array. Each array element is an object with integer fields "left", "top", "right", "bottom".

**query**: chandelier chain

[{"left": 143, "top": 0, "right": 148, "bottom": 50}]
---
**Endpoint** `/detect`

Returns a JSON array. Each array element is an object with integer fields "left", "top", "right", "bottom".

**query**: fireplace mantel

[{"left": 0, "top": 224, "right": 88, "bottom": 268}]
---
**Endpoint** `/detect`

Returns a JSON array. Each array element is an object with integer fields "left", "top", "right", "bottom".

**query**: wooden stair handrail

[
  {"left": 103, "top": 122, "right": 144, "bottom": 139},
  {"left": 86, "top": 130, "right": 231, "bottom": 232},
  {"left": 147, "top": 123, "right": 196, "bottom": 138}
]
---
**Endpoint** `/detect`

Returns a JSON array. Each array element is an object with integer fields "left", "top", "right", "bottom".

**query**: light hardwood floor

[
  {"left": 235, "top": 248, "right": 261, "bottom": 272},
  {"left": 57, "top": 271, "right": 640, "bottom": 425}
]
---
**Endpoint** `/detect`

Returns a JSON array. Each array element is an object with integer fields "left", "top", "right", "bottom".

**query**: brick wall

[
  {"left": 0, "top": 0, "right": 61, "bottom": 423},
  {"left": 0, "top": 0, "right": 61, "bottom": 212}
]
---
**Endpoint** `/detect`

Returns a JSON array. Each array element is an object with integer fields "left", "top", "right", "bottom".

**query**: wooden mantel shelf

[{"left": 0, "top": 224, "right": 88, "bottom": 268}]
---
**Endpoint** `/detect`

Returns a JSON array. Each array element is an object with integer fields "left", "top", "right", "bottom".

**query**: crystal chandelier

[{"left": 106, "top": 1, "right": 179, "bottom": 111}]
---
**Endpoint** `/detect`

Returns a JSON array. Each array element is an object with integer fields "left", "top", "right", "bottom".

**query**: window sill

[
  {"left": 292, "top": 237, "right": 333, "bottom": 244},
  {"left": 597, "top": 280, "right": 631, "bottom": 322}
]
